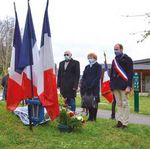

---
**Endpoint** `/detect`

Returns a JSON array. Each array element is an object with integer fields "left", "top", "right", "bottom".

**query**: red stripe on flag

[
  {"left": 101, "top": 80, "right": 113, "bottom": 103},
  {"left": 7, "top": 78, "right": 24, "bottom": 111},
  {"left": 39, "top": 69, "right": 59, "bottom": 121},
  {"left": 22, "top": 73, "right": 38, "bottom": 98}
]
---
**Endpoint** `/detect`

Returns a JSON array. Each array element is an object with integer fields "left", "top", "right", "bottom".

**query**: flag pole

[
  {"left": 29, "top": 65, "right": 34, "bottom": 131},
  {"left": 104, "top": 52, "right": 107, "bottom": 64},
  {"left": 28, "top": 0, "right": 33, "bottom": 131},
  {"left": 13, "top": 2, "right": 16, "bottom": 11}
]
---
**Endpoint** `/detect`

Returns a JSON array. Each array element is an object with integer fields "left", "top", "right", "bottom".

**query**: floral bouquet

[{"left": 58, "top": 107, "right": 85, "bottom": 132}]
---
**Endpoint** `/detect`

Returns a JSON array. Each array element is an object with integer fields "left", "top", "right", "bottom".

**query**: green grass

[
  {"left": 76, "top": 95, "right": 150, "bottom": 116},
  {"left": 0, "top": 101, "right": 150, "bottom": 149}
]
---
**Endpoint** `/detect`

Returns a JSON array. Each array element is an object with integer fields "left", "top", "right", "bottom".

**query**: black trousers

[
  {"left": 88, "top": 107, "right": 98, "bottom": 121},
  {"left": 111, "top": 97, "right": 116, "bottom": 119}
]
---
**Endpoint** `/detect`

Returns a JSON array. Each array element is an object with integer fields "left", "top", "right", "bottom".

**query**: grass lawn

[
  {"left": 75, "top": 95, "right": 150, "bottom": 116},
  {"left": 0, "top": 101, "right": 150, "bottom": 149}
]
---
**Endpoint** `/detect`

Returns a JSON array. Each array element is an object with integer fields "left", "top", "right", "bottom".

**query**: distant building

[
  {"left": 133, "top": 58, "right": 150, "bottom": 93},
  {"left": 102, "top": 58, "right": 150, "bottom": 93}
]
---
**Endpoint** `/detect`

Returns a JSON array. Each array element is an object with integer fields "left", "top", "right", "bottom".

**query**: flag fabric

[
  {"left": 18, "top": 0, "right": 39, "bottom": 98},
  {"left": 101, "top": 53, "right": 113, "bottom": 103},
  {"left": 7, "top": 3, "right": 24, "bottom": 111},
  {"left": 37, "top": 0, "right": 59, "bottom": 121}
]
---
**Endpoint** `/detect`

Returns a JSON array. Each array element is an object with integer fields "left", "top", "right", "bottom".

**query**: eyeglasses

[
  {"left": 64, "top": 54, "right": 69, "bottom": 56},
  {"left": 114, "top": 49, "right": 119, "bottom": 51}
]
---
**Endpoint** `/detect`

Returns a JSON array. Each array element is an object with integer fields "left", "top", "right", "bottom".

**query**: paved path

[
  {"left": 77, "top": 108, "right": 150, "bottom": 126},
  {"left": 1, "top": 91, "right": 150, "bottom": 126},
  {"left": 0, "top": 91, "right": 3, "bottom": 101}
]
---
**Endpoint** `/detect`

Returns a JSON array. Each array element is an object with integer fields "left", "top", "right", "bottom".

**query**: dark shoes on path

[
  {"left": 115, "top": 121, "right": 128, "bottom": 129},
  {"left": 111, "top": 116, "right": 115, "bottom": 120}
]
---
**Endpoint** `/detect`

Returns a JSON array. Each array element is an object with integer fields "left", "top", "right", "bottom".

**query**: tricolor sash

[{"left": 113, "top": 58, "right": 128, "bottom": 81}]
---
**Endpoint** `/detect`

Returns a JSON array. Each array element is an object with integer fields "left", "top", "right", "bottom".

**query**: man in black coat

[
  {"left": 110, "top": 43, "right": 133, "bottom": 128},
  {"left": 57, "top": 51, "right": 80, "bottom": 112},
  {"left": 1, "top": 68, "right": 10, "bottom": 100}
]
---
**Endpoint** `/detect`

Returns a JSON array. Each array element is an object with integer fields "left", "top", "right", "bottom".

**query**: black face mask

[
  {"left": 114, "top": 49, "right": 122, "bottom": 56},
  {"left": 115, "top": 51, "right": 122, "bottom": 56}
]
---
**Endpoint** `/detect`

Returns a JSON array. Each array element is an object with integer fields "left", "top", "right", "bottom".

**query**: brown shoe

[{"left": 115, "top": 121, "right": 123, "bottom": 128}]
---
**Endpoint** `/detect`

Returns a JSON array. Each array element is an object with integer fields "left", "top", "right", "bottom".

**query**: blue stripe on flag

[
  {"left": 13, "top": 4, "right": 22, "bottom": 74},
  {"left": 18, "top": 1, "right": 36, "bottom": 71},
  {"left": 104, "top": 61, "right": 108, "bottom": 71},
  {"left": 40, "top": 0, "right": 51, "bottom": 47}
]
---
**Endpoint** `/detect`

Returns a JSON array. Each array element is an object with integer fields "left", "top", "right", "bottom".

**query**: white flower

[{"left": 76, "top": 115, "right": 83, "bottom": 121}]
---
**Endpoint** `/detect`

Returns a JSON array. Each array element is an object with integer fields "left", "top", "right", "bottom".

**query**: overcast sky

[{"left": 0, "top": 0, "right": 150, "bottom": 73}]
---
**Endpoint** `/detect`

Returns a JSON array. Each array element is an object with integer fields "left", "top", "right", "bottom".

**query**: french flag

[
  {"left": 101, "top": 53, "right": 113, "bottom": 103},
  {"left": 37, "top": 0, "right": 59, "bottom": 120},
  {"left": 7, "top": 3, "right": 24, "bottom": 111},
  {"left": 18, "top": 0, "right": 39, "bottom": 98}
]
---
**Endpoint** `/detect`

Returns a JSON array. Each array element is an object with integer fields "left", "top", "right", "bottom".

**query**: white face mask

[
  {"left": 88, "top": 58, "right": 95, "bottom": 63},
  {"left": 64, "top": 55, "right": 71, "bottom": 61}
]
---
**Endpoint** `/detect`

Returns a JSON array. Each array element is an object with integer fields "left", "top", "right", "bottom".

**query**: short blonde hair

[{"left": 87, "top": 53, "right": 97, "bottom": 60}]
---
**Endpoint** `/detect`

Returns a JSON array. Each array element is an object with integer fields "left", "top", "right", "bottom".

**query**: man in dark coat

[
  {"left": 110, "top": 43, "right": 133, "bottom": 128},
  {"left": 1, "top": 68, "right": 10, "bottom": 100},
  {"left": 57, "top": 51, "right": 80, "bottom": 112}
]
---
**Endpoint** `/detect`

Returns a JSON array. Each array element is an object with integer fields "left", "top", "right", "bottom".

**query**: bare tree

[
  {"left": 124, "top": 13, "right": 150, "bottom": 42},
  {"left": 0, "top": 17, "right": 14, "bottom": 75}
]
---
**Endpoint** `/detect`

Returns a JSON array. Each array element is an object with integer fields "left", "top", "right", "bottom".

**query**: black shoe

[
  {"left": 93, "top": 118, "right": 96, "bottom": 122},
  {"left": 86, "top": 119, "right": 91, "bottom": 122},
  {"left": 115, "top": 121, "right": 123, "bottom": 128},
  {"left": 111, "top": 114, "right": 115, "bottom": 119},
  {"left": 122, "top": 125, "right": 128, "bottom": 129},
  {"left": 111, "top": 116, "right": 115, "bottom": 120},
  {"left": 86, "top": 118, "right": 95, "bottom": 122}
]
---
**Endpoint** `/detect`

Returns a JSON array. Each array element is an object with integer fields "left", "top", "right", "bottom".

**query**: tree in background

[
  {"left": 137, "top": 13, "right": 150, "bottom": 42},
  {"left": 125, "top": 13, "right": 150, "bottom": 42},
  {"left": 0, "top": 17, "right": 14, "bottom": 75}
]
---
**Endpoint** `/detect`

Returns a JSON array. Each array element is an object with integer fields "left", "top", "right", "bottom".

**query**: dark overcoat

[
  {"left": 80, "top": 62, "right": 102, "bottom": 102},
  {"left": 57, "top": 59, "right": 80, "bottom": 98},
  {"left": 1, "top": 74, "right": 9, "bottom": 100},
  {"left": 110, "top": 54, "right": 133, "bottom": 90}
]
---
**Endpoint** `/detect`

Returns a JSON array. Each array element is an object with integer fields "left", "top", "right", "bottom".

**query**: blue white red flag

[
  {"left": 19, "top": 0, "right": 39, "bottom": 98},
  {"left": 7, "top": 3, "right": 24, "bottom": 111},
  {"left": 101, "top": 53, "right": 113, "bottom": 103},
  {"left": 37, "top": 0, "right": 59, "bottom": 120}
]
